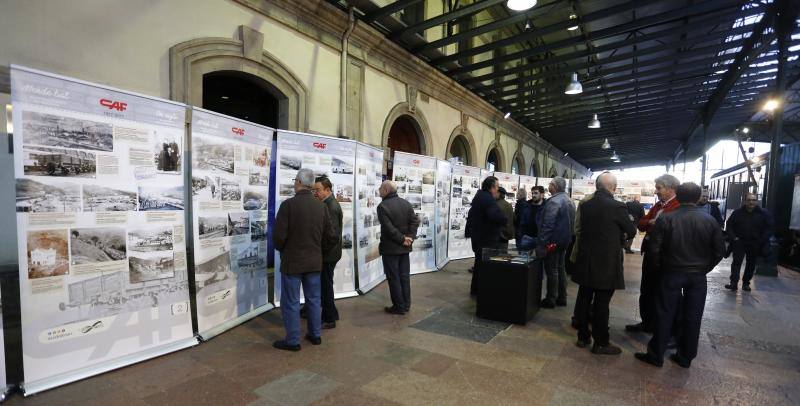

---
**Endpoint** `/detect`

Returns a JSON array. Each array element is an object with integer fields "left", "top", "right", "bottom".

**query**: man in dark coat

[
  {"left": 496, "top": 187, "right": 515, "bottom": 247},
  {"left": 514, "top": 189, "right": 534, "bottom": 249},
  {"left": 724, "top": 192, "right": 773, "bottom": 292},
  {"left": 572, "top": 173, "right": 636, "bottom": 354},
  {"left": 537, "top": 177, "right": 576, "bottom": 308},
  {"left": 273, "top": 168, "right": 337, "bottom": 351},
  {"left": 624, "top": 196, "right": 645, "bottom": 253},
  {"left": 698, "top": 188, "right": 724, "bottom": 227},
  {"left": 635, "top": 182, "right": 725, "bottom": 368},
  {"left": 465, "top": 176, "right": 507, "bottom": 295},
  {"left": 314, "top": 176, "right": 342, "bottom": 329},
  {"left": 377, "top": 181, "right": 420, "bottom": 314}
]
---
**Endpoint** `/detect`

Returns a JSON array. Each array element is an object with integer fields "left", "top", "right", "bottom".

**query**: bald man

[
  {"left": 571, "top": 173, "right": 636, "bottom": 355},
  {"left": 377, "top": 181, "right": 420, "bottom": 314}
]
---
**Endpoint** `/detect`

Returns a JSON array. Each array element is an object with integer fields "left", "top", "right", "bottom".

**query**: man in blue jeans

[
  {"left": 536, "top": 177, "right": 576, "bottom": 308},
  {"left": 272, "top": 168, "right": 337, "bottom": 351}
]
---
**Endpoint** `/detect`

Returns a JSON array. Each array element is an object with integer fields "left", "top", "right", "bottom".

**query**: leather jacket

[{"left": 647, "top": 204, "right": 725, "bottom": 274}]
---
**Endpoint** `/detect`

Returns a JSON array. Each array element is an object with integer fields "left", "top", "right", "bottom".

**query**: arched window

[
  {"left": 203, "top": 71, "right": 279, "bottom": 128},
  {"left": 511, "top": 153, "right": 524, "bottom": 175},
  {"left": 487, "top": 148, "right": 500, "bottom": 172},
  {"left": 448, "top": 135, "right": 471, "bottom": 165},
  {"left": 529, "top": 161, "right": 538, "bottom": 177}
]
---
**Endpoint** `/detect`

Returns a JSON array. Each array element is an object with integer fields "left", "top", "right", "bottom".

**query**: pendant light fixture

[
  {"left": 564, "top": 72, "right": 582, "bottom": 94},
  {"left": 610, "top": 151, "right": 620, "bottom": 161},
  {"left": 506, "top": 0, "right": 537, "bottom": 11},
  {"left": 587, "top": 113, "right": 601, "bottom": 128},
  {"left": 601, "top": 138, "right": 611, "bottom": 149},
  {"left": 567, "top": 14, "right": 579, "bottom": 30}
]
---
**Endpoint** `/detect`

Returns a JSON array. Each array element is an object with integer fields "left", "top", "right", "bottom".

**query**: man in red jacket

[{"left": 626, "top": 174, "right": 681, "bottom": 333}]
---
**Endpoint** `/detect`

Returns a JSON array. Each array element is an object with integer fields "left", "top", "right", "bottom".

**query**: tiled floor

[{"left": 5, "top": 254, "right": 800, "bottom": 405}]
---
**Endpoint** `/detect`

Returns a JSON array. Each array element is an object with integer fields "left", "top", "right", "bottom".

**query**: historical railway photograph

[
  {"left": 279, "top": 182, "right": 295, "bottom": 197},
  {"left": 422, "top": 171, "right": 435, "bottom": 185},
  {"left": 128, "top": 226, "right": 173, "bottom": 253},
  {"left": 248, "top": 169, "right": 269, "bottom": 186},
  {"left": 198, "top": 216, "right": 228, "bottom": 240},
  {"left": 22, "top": 145, "right": 96, "bottom": 178},
  {"left": 82, "top": 184, "right": 137, "bottom": 212},
  {"left": 22, "top": 110, "right": 114, "bottom": 152},
  {"left": 195, "top": 250, "right": 233, "bottom": 289},
  {"left": 129, "top": 252, "right": 175, "bottom": 283},
  {"left": 191, "top": 175, "right": 219, "bottom": 200},
  {"left": 138, "top": 185, "right": 184, "bottom": 211},
  {"left": 331, "top": 157, "right": 353, "bottom": 175},
  {"left": 219, "top": 178, "right": 242, "bottom": 201},
  {"left": 233, "top": 242, "right": 266, "bottom": 273},
  {"left": 279, "top": 155, "right": 302, "bottom": 170},
  {"left": 153, "top": 133, "right": 181, "bottom": 174},
  {"left": 69, "top": 227, "right": 127, "bottom": 265},
  {"left": 242, "top": 187, "right": 267, "bottom": 210},
  {"left": 335, "top": 184, "right": 353, "bottom": 203},
  {"left": 228, "top": 212, "right": 250, "bottom": 236},
  {"left": 16, "top": 178, "right": 81, "bottom": 213},
  {"left": 250, "top": 218, "right": 267, "bottom": 241},
  {"left": 27, "top": 229, "right": 69, "bottom": 279},
  {"left": 193, "top": 136, "right": 234, "bottom": 174}
]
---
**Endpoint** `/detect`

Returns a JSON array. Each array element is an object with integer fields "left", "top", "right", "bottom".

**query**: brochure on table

[
  {"left": 493, "top": 172, "right": 520, "bottom": 209},
  {"left": 392, "top": 151, "right": 437, "bottom": 274},
  {"left": 274, "top": 131, "right": 357, "bottom": 304},
  {"left": 354, "top": 143, "right": 385, "bottom": 293},
  {"left": 434, "top": 160, "right": 452, "bottom": 269},
  {"left": 447, "top": 164, "right": 482, "bottom": 260},
  {"left": 10, "top": 66, "right": 195, "bottom": 395},
  {"left": 189, "top": 108, "right": 273, "bottom": 340},
  {"left": 519, "top": 175, "right": 537, "bottom": 200}
]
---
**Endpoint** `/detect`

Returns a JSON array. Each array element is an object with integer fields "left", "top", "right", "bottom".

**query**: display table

[{"left": 476, "top": 248, "right": 542, "bottom": 325}]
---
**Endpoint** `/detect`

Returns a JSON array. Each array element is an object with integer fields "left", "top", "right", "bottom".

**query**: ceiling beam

[
  {"left": 390, "top": 0, "right": 505, "bottom": 40},
  {"left": 363, "top": 0, "right": 424, "bottom": 23}
]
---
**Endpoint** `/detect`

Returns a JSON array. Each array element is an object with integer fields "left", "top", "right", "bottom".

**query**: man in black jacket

[
  {"left": 465, "top": 176, "right": 507, "bottom": 295},
  {"left": 377, "top": 181, "right": 420, "bottom": 315},
  {"left": 313, "top": 176, "right": 342, "bottom": 329},
  {"left": 635, "top": 182, "right": 725, "bottom": 368},
  {"left": 572, "top": 173, "right": 636, "bottom": 355},
  {"left": 698, "top": 188, "right": 724, "bottom": 227},
  {"left": 624, "top": 196, "right": 645, "bottom": 253},
  {"left": 724, "top": 193, "right": 773, "bottom": 292}
]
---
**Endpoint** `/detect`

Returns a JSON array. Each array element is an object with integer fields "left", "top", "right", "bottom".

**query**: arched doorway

[
  {"left": 529, "top": 160, "right": 539, "bottom": 177},
  {"left": 487, "top": 148, "right": 501, "bottom": 172},
  {"left": 386, "top": 114, "right": 424, "bottom": 178},
  {"left": 203, "top": 71, "right": 280, "bottom": 128},
  {"left": 448, "top": 134, "right": 471, "bottom": 165},
  {"left": 511, "top": 153, "right": 524, "bottom": 175}
]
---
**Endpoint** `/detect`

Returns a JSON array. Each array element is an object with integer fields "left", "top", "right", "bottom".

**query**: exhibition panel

[
  {"left": 519, "top": 175, "right": 537, "bottom": 200},
  {"left": 10, "top": 66, "right": 196, "bottom": 395},
  {"left": 274, "top": 131, "right": 357, "bottom": 303},
  {"left": 189, "top": 108, "right": 273, "bottom": 340},
  {"left": 493, "top": 172, "right": 520, "bottom": 209},
  {"left": 618, "top": 180, "right": 657, "bottom": 205},
  {"left": 354, "top": 143, "right": 385, "bottom": 294},
  {"left": 0, "top": 286, "right": 7, "bottom": 400},
  {"left": 536, "top": 177, "right": 554, "bottom": 198},
  {"left": 571, "top": 179, "right": 595, "bottom": 204},
  {"left": 434, "top": 160, "right": 452, "bottom": 269},
  {"left": 392, "top": 151, "right": 437, "bottom": 274},
  {"left": 447, "top": 164, "right": 482, "bottom": 260}
]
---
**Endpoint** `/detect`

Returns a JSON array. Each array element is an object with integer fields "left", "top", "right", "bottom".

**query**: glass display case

[{"left": 481, "top": 246, "right": 536, "bottom": 264}]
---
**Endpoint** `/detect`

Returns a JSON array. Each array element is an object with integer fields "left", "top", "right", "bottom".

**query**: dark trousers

[
  {"left": 730, "top": 242, "right": 758, "bottom": 285},
  {"left": 543, "top": 247, "right": 567, "bottom": 302},
  {"left": 383, "top": 254, "right": 411, "bottom": 311},
  {"left": 639, "top": 252, "right": 659, "bottom": 330},
  {"left": 647, "top": 272, "right": 707, "bottom": 363},
  {"left": 471, "top": 254, "right": 480, "bottom": 295},
  {"left": 624, "top": 238, "right": 634, "bottom": 251},
  {"left": 575, "top": 285, "right": 614, "bottom": 346},
  {"left": 321, "top": 261, "right": 339, "bottom": 323}
]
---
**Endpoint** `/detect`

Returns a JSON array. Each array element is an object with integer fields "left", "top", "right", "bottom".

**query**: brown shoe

[
  {"left": 322, "top": 321, "right": 336, "bottom": 329},
  {"left": 591, "top": 343, "right": 622, "bottom": 355}
]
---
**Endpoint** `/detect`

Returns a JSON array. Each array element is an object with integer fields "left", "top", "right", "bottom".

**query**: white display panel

[
  {"left": 571, "top": 179, "right": 595, "bottom": 204},
  {"left": 493, "top": 172, "right": 520, "bottom": 209},
  {"left": 274, "top": 131, "right": 357, "bottom": 304},
  {"left": 447, "top": 165, "right": 482, "bottom": 260},
  {"left": 10, "top": 66, "right": 196, "bottom": 394},
  {"left": 434, "top": 160, "right": 452, "bottom": 269},
  {"left": 354, "top": 143, "right": 385, "bottom": 293},
  {"left": 519, "top": 175, "right": 537, "bottom": 201},
  {"left": 392, "top": 152, "right": 437, "bottom": 274},
  {"left": 189, "top": 108, "right": 273, "bottom": 339}
]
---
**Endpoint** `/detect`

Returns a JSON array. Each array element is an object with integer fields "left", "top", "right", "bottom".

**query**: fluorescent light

[
  {"left": 564, "top": 72, "right": 583, "bottom": 94},
  {"left": 504, "top": 112, "right": 511, "bottom": 119},
  {"left": 221, "top": 95, "right": 229, "bottom": 100},
  {"left": 610, "top": 151, "right": 620, "bottom": 161},
  {"left": 564, "top": 152, "right": 569, "bottom": 157},
  {"left": 742, "top": 127, "right": 750, "bottom": 134},
  {"left": 601, "top": 138, "right": 611, "bottom": 149},
  {"left": 506, "top": 0, "right": 537, "bottom": 11},
  {"left": 587, "top": 113, "right": 601, "bottom": 128},
  {"left": 525, "top": 20, "right": 531, "bottom": 30},
  {"left": 762, "top": 99, "right": 780, "bottom": 112},
  {"left": 567, "top": 14, "right": 579, "bottom": 30}
]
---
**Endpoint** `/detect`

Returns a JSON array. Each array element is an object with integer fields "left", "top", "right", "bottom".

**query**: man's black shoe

[
  {"left": 540, "top": 299, "right": 555, "bottom": 309},
  {"left": 322, "top": 321, "right": 336, "bottom": 330},
  {"left": 634, "top": 352, "right": 663, "bottom": 367},
  {"left": 273, "top": 340, "right": 301, "bottom": 352},
  {"left": 591, "top": 343, "right": 622, "bottom": 355},
  {"left": 666, "top": 338, "right": 677, "bottom": 350},
  {"left": 575, "top": 338, "right": 591, "bottom": 348},
  {"left": 468, "top": 267, "right": 474, "bottom": 273},
  {"left": 571, "top": 317, "right": 579, "bottom": 330},
  {"left": 384, "top": 306, "right": 405, "bottom": 315},
  {"left": 724, "top": 283, "right": 738, "bottom": 291},
  {"left": 669, "top": 353, "right": 691, "bottom": 368},
  {"left": 305, "top": 334, "right": 321, "bottom": 345},
  {"left": 625, "top": 249, "right": 635, "bottom": 254},
  {"left": 742, "top": 284, "right": 751, "bottom": 292},
  {"left": 556, "top": 299, "right": 567, "bottom": 307},
  {"left": 625, "top": 322, "right": 652, "bottom": 333}
]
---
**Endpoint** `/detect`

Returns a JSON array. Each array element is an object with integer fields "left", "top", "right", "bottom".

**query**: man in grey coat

[
  {"left": 377, "top": 181, "right": 420, "bottom": 315},
  {"left": 537, "top": 177, "right": 576, "bottom": 308},
  {"left": 314, "top": 176, "right": 342, "bottom": 329}
]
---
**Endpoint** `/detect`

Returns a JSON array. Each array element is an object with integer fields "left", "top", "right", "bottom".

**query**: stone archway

[
  {"left": 548, "top": 165, "right": 558, "bottom": 178},
  {"left": 381, "top": 102, "right": 433, "bottom": 157},
  {"left": 511, "top": 151, "right": 525, "bottom": 175},
  {"left": 529, "top": 160, "right": 540, "bottom": 177},
  {"left": 169, "top": 25, "right": 309, "bottom": 131},
  {"left": 486, "top": 141, "right": 506, "bottom": 172},
  {"left": 446, "top": 125, "right": 477, "bottom": 166}
]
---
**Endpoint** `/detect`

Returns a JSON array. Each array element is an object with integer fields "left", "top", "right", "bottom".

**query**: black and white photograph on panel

[
  {"left": 82, "top": 184, "right": 137, "bottom": 212},
  {"left": 250, "top": 217, "right": 267, "bottom": 241},
  {"left": 69, "top": 227, "right": 127, "bottom": 265},
  {"left": 242, "top": 187, "right": 267, "bottom": 210},
  {"left": 16, "top": 178, "right": 81, "bottom": 213},
  {"left": 253, "top": 147, "right": 269, "bottom": 168},
  {"left": 219, "top": 177, "right": 242, "bottom": 202},
  {"left": 22, "top": 145, "right": 96, "bottom": 178},
  {"left": 422, "top": 171, "right": 435, "bottom": 185},
  {"left": 232, "top": 241, "right": 267, "bottom": 273},
  {"left": 198, "top": 216, "right": 228, "bottom": 240},
  {"left": 331, "top": 157, "right": 354, "bottom": 174},
  {"left": 128, "top": 226, "right": 174, "bottom": 253},
  {"left": 27, "top": 229, "right": 69, "bottom": 279},
  {"left": 128, "top": 252, "right": 175, "bottom": 283},
  {"left": 192, "top": 175, "right": 220, "bottom": 200},
  {"left": 335, "top": 184, "right": 353, "bottom": 203},
  {"left": 280, "top": 155, "right": 302, "bottom": 171},
  {"left": 194, "top": 136, "right": 234, "bottom": 174},
  {"left": 408, "top": 195, "right": 422, "bottom": 210},
  {"left": 248, "top": 168, "right": 269, "bottom": 186},
  {"left": 227, "top": 212, "right": 250, "bottom": 236},
  {"left": 137, "top": 185, "right": 184, "bottom": 211},
  {"left": 153, "top": 133, "right": 181, "bottom": 174},
  {"left": 342, "top": 233, "right": 353, "bottom": 249},
  {"left": 22, "top": 110, "right": 114, "bottom": 152},
  {"left": 279, "top": 182, "right": 295, "bottom": 197},
  {"left": 195, "top": 250, "right": 233, "bottom": 289}
]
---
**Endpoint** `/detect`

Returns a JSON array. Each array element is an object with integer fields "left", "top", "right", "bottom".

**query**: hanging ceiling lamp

[
  {"left": 506, "top": 0, "right": 537, "bottom": 11},
  {"left": 564, "top": 72, "right": 582, "bottom": 94},
  {"left": 610, "top": 151, "right": 620, "bottom": 161},
  {"left": 587, "top": 114, "right": 601, "bottom": 128},
  {"left": 601, "top": 138, "right": 611, "bottom": 149},
  {"left": 567, "top": 14, "right": 579, "bottom": 30}
]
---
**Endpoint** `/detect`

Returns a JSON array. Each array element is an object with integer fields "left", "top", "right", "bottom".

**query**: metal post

[{"left": 701, "top": 124, "right": 708, "bottom": 186}]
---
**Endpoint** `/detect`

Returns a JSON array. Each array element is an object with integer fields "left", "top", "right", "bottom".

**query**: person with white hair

[
  {"left": 536, "top": 176, "right": 576, "bottom": 308},
  {"left": 377, "top": 180, "right": 420, "bottom": 314},
  {"left": 272, "top": 168, "right": 337, "bottom": 351}
]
